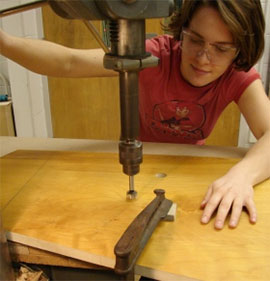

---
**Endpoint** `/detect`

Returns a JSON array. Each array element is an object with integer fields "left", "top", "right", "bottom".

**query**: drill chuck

[{"left": 119, "top": 140, "right": 142, "bottom": 176}]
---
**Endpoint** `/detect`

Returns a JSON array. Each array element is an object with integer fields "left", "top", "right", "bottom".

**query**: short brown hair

[{"left": 167, "top": 0, "right": 265, "bottom": 71}]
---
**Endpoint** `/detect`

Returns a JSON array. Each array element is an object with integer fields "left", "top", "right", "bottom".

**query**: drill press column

[
  {"left": 108, "top": 19, "right": 145, "bottom": 199},
  {"left": 119, "top": 70, "right": 142, "bottom": 199}
]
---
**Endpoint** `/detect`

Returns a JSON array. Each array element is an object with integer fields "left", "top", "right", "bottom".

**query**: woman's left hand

[{"left": 200, "top": 170, "right": 257, "bottom": 229}]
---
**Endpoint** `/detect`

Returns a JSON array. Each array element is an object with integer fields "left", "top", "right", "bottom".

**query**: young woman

[{"left": 0, "top": 0, "right": 269, "bottom": 230}]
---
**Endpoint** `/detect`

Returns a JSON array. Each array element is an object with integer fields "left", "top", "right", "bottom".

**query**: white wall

[
  {"left": 238, "top": 0, "right": 270, "bottom": 147},
  {"left": 258, "top": 0, "right": 270, "bottom": 93},
  {"left": 0, "top": 0, "right": 52, "bottom": 137}
]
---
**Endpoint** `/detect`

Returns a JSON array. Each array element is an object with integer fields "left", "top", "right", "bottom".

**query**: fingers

[
  {"left": 214, "top": 196, "right": 234, "bottom": 229},
  {"left": 200, "top": 186, "right": 213, "bottom": 208},
  {"left": 200, "top": 191, "right": 222, "bottom": 225},
  {"left": 245, "top": 197, "right": 257, "bottom": 224},
  {"left": 228, "top": 199, "right": 243, "bottom": 228},
  {"left": 201, "top": 194, "right": 232, "bottom": 229},
  {"left": 201, "top": 193, "right": 257, "bottom": 229}
]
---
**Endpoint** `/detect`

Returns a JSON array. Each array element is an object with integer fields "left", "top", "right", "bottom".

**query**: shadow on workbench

[{"left": 13, "top": 263, "right": 157, "bottom": 281}]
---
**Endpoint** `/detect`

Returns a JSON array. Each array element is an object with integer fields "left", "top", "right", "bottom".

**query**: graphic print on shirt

[{"left": 145, "top": 100, "right": 206, "bottom": 141}]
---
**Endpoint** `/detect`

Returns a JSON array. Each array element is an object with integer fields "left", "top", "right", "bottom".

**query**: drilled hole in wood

[{"left": 155, "top": 173, "right": 167, "bottom": 178}]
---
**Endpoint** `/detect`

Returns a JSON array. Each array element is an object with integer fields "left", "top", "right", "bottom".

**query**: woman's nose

[{"left": 196, "top": 48, "right": 211, "bottom": 64}]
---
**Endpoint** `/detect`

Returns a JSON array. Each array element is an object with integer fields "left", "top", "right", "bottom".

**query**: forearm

[
  {"left": 229, "top": 130, "right": 270, "bottom": 185},
  {"left": 0, "top": 30, "right": 114, "bottom": 78},
  {"left": 1, "top": 30, "right": 73, "bottom": 77},
  {"left": 200, "top": 131, "right": 270, "bottom": 229}
]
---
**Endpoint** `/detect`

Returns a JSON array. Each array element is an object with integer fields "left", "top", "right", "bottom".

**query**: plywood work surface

[{"left": 1, "top": 150, "right": 270, "bottom": 281}]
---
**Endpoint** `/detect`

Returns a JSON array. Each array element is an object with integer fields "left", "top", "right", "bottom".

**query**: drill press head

[{"left": 49, "top": 0, "right": 174, "bottom": 21}]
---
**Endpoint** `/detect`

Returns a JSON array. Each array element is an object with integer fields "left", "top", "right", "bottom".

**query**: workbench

[{"left": 1, "top": 137, "right": 269, "bottom": 281}]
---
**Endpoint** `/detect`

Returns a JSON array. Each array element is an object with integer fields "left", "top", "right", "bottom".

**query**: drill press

[
  {"left": 0, "top": 0, "right": 174, "bottom": 199},
  {"left": 0, "top": 3, "right": 177, "bottom": 279},
  {"left": 48, "top": 0, "right": 174, "bottom": 199},
  {"left": 49, "top": 0, "right": 174, "bottom": 199}
]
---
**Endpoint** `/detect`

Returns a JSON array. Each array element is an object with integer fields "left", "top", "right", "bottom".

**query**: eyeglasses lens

[{"left": 181, "top": 31, "right": 237, "bottom": 64}]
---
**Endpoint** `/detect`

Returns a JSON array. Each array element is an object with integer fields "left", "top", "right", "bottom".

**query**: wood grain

[
  {"left": 205, "top": 102, "right": 240, "bottom": 146},
  {"left": 0, "top": 102, "right": 15, "bottom": 137},
  {"left": 1, "top": 150, "right": 269, "bottom": 281},
  {"left": 8, "top": 241, "right": 105, "bottom": 269},
  {"left": 42, "top": 5, "right": 120, "bottom": 140}
]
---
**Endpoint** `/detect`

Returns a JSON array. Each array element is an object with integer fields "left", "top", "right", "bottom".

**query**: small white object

[{"left": 164, "top": 203, "right": 177, "bottom": 222}]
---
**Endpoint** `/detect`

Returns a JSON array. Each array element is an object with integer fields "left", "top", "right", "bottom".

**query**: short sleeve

[
  {"left": 145, "top": 35, "right": 174, "bottom": 59},
  {"left": 222, "top": 67, "right": 261, "bottom": 104}
]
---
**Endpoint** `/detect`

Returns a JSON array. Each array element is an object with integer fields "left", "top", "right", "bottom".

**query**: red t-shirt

[{"left": 139, "top": 35, "right": 260, "bottom": 145}]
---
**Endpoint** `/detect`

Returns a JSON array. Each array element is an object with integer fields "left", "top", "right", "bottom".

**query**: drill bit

[
  {"left": 129, "top": 175, "right": 134, "bottom": 191},
  {"left": 126, "top": 175, "right": 137, "bottom": 200}
]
